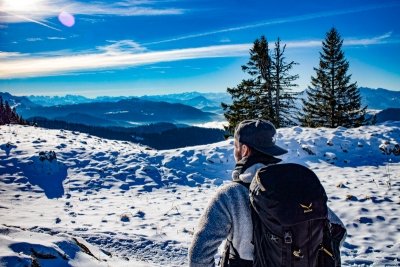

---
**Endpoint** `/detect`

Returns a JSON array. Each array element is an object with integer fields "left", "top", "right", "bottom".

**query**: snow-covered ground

[{"left": 0, "top": 123, "right": 399, "bottom": 266}]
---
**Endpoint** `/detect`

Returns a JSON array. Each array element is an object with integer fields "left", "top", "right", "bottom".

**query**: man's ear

[{"left": 241, "top": 144, "right": 251, "bottom": 157}]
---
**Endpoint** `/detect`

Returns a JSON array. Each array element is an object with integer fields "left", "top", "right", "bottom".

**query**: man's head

[{"left": 233, "top": 119, "right": 287, "bottom": 162}]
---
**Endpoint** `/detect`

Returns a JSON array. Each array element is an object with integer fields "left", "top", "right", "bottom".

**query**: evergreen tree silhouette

[{"left": 300, "top": 28, "right": 367, "bottom": 128}]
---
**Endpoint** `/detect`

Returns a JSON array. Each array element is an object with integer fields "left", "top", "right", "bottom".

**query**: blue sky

[{"left": 0, "top": 0, "right": 399, "bottom": 97}]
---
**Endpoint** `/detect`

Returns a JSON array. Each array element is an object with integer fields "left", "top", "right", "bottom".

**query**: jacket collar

[
  {"left": 231, "top": 153, "right": 281, "bottom": 184},
  {"left": 232, "top": 163, "right": 267, "bottom": 183}
]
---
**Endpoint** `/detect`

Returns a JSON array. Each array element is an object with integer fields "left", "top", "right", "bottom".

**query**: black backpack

[{"left": 222, "top": 163, "right": 345, "bottom": 267}]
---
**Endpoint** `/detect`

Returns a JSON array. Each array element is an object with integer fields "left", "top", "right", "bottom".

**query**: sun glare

[
  {"left": 2, "top": 0, "right": 42, "bottom": 12},
  {"left": 58, "top": 11, "right": 75, "bottom": 27}
]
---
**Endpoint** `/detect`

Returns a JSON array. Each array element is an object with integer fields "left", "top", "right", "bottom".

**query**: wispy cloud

[
  {"left": 0, "top": 10, "right": 61, "bottom": 31},
  {"left": 145, "top": 66, "right": 172, "bottom": 69},
  {"left": 0, "top": 33, "right": 393, "bottom": 79},
  {"left": 96, "top": 40, "right": 147, "bottom": 55},
  {"left": 284, "top": 32, "right": 394, "bottom": 48},
  {"left": 344, "top": 32, "right": 393, "bottom": 46},
  {"left": 219, "top": 38, "right": 231, "bottom": 43},
  {"left": 0, "top": 43, "right": 248, "bottom": 79},
  {"left": 26, "top": 37, "right": 43, "bottom": 42},
  {"left": 143, "top": 2, "right": 400, "bottom": 45},
  {"left": 47, "top": 37, "right": 67, "bottom": 40},
  {"left": 0, "top": 51, "right": 27, "bottom": 59},
  {"left": 69, "top": 1, "right": 184, "bottom": 16},
  {"left": 0, "top": 0, "right": 184, "bottom": 29}
]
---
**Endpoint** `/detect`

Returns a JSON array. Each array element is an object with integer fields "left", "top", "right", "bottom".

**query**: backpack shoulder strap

[{"left": 220, "top": 238, "right": 253, "bottom": 267}]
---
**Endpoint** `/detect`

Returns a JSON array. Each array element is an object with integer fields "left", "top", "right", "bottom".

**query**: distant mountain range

[
  {"left": 1, "top": 93, "right": 219, "bottom": 128},
  {"left": 27, "top": 94, "right": 130, "bottom": 106},
  {"left": 141, "top": 92, "right": 232, "bottom": 113},
  {"left": 21, "top": 87, "right": 400, "bottom": 111},
  {"left": 0, "top": 92, "right": 40, "bottom": 109},
  {"left": 25, "top": 92, "right": 231, "bottom": 113},
  {"left": 358, "top": 87, "right": 400, "bottom": 110},
  {"left": 1, "top": 87, "right": 399, "bottom": 128}
]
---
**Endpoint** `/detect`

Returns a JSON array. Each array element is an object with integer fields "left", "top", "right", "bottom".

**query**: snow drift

[{"left": 0, "top": 122, "right": 399, "bottom": 266}]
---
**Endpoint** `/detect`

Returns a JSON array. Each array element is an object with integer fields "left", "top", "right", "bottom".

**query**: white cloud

[
  {"left": 344, "top": 32, "right": 393, "bottom": 46},
  {"left": 0, "top": 33, "right": 393, "bottom": 79},
  {"left": 285, "top": 32, "right": 393, "bottom": 48},
  {"left": 0, "top": 0, "right": 184, "bottom": 28},
  {"left": 96, "top": 40, "right": 147, "bottom": 55},
  {"left": 0, "top": 51, "right": 27, "bottom": 59},
  {"left": 145, "top": 66, "right": 172, "bottom": 69},
  {"left": 47, "top": 37, "right": 67, "bottom": 40},
  {"left": 26, "top": 37, "right": 43, "bottom": 42},
  {"left": 0, "top": 43, "right": 249, "bottom": 79},
  {"left": 49, "top": 0, "right": 184, "bottom": 18}
]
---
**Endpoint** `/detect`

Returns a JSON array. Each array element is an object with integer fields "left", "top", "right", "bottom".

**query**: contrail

[
  {"left": 1, "top": 11, "right": 61, "bottom": 31},
  {"left": 143, "top": 2, "right": 400, "bottom": 46}
]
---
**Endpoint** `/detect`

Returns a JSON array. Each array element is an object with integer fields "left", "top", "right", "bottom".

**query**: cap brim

[{"left": 254, "top": 144, "right": 288, "bottom": 156}]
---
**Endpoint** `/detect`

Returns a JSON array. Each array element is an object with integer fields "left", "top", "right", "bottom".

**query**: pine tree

[
  {"left": 221, "top": 79, "right": 259, "bottom": 133},
  {"left": 222, "top": 36, "right": 299, "bottom": 133},
  {"left": 242, "top": 36, "right": 275, "bottom": 121},
  {"left": 4, "top": 101, "right": 12, "bottom": 124},
  {"left": 271, "top": 38, "right": 299, "bottom": 128},
  {"left": 0, "top": 98, "right": 27, "bottom": 125},
  {"left": 222, "top": 36, "right": 274, "bottom": 133},
  {"left": 300, "top": 28, "right": 367, "bottom": 128},
  {"left": 0, "top": 96, "right": 4, "bottom": 125}
]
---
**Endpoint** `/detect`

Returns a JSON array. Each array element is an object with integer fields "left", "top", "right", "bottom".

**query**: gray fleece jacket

[{"left": 188, "top": 163, "right": 345, "bottom": 267}]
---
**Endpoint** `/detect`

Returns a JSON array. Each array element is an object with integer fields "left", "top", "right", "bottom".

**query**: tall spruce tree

[
  {"left": 222, "top": 36, "right": 298, "bottom": 133},
  {"left": 300, "top": 28, "right": 367, "bottom": 128},
  {"left": 271, "top": 38, "right": 299, "bottom": 128}
]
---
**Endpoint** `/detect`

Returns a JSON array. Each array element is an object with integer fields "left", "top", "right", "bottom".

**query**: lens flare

[{"left": 58, "top": 11, "right": 75, "bottom": 27}]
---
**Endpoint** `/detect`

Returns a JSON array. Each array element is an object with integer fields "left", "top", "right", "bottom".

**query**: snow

[
  {"left": 1, "top": 122, "right": 399, "bottom": 266},
  {"left": 191, "top": 121, "right": 228, "bottom": 129}
]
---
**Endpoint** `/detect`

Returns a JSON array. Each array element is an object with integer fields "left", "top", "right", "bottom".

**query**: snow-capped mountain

[
  {"left": 26, "top": 92, "right": 232, "bottom": 113},
  {"left": 1, "top": 123, "right": 399, "bottom": 266},
  {"left": 0, "top": 92, "right": 39, "bottom": 109},
  {"left": 18, "top": 98, "right": 217, "bottom": 127},
  {"left": 359, "top": 87, "right": 400, "bottom": 110},
  {"left": 28, "top": 94, "right": 98, "bottom": 106},
  {"left": 141, "top": 92, "right": 232, "bottom": 113}
]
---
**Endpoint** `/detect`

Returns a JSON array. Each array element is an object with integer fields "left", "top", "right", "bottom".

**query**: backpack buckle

[
  {"left": 293, "top": 249, "right": 304, "bottom": 258},
  {"left": 284, "top": 232, "right": 292, "bottom": 244},
  {"left": 269, "top": 233, "right": 279, "bottom": 243}
]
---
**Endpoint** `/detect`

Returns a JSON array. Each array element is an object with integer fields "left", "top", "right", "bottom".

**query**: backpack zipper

[{"left": 320, "top": 245, "right": 335, "bottom": 259}]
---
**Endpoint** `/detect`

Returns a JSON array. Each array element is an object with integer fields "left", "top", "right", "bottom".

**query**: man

[{"left": 188, "top": 119, "right": 345, "bottom": 267}]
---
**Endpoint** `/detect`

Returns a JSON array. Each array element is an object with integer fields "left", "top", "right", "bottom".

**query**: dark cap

[{"left": 234, "top": 119, "right": 288, "bottom": 156}]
